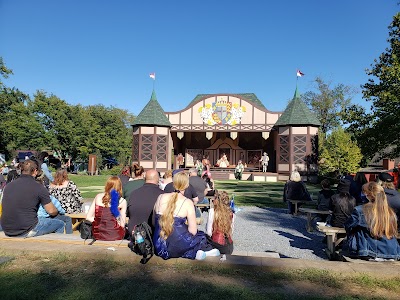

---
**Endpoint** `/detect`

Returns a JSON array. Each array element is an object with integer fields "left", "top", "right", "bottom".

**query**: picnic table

[
  {"left": 317, "top": 224, "right": 346, "bottom": 260},
  {"left": 66, "top": 212, "right": 86, "bottom": 231},
  {"left": 298, "top": 207, "right": 331, "bottom": 232}
]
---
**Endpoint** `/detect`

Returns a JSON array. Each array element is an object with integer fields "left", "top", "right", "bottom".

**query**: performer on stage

[{"left": 260, "top": 152, "right": 269, "bottom": 172}]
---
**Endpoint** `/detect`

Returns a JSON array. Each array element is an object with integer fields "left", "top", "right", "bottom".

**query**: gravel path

[{"left": 198, "top": 206, "right": 327, "bottom": 260}]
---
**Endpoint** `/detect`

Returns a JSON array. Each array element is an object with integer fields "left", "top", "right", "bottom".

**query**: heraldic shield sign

[{"left": 199, "top": 97, "right": 246, "bottom": 125}]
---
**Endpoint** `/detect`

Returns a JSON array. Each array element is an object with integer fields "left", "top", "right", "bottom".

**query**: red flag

[{"left": 296, "top": 70, "right": 305, "bottom": 77}]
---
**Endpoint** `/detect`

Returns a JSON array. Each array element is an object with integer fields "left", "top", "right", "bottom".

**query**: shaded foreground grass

[{"left": 0, "top": 251, "right": 399, "bottom": 300}]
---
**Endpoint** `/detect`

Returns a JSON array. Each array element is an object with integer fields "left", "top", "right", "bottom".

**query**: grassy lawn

[
  {"left": 70, "top": 174, "right": 321, "bottom": 208},
  {"left": 0, "top": 251, "right": 399, "bottom": 300}
]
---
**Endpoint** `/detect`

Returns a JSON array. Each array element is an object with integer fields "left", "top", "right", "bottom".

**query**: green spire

[
  {"left": 275, "top": 87, "right": 321, "bottom": 127},
  {"left": 132, "top": 90, "right": 171, "bottom": 127}
]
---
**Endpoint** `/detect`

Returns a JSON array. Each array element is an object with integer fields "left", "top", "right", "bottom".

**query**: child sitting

[
  {"left": 206, "top": 191, "right": 234, "bottom": 254},
  {"left": 37, "top": 195, "right": 73, "bottom": 234}
]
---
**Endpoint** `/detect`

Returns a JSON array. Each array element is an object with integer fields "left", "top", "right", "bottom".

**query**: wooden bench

[
  {"left": 66, "top": 213, "right": 87, "bottom": 231},
  {"left": 298, "top": 207, "right": 331, "bottom": 232},
  {"left": 287, "top": 199, "right": 316, "bottom": 215},
  {"left": 317, "top": 224, "right": 346, "bottom": 260}
]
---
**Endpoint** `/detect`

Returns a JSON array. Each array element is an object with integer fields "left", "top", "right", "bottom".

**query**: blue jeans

[
  {"left": 198, "top": 198, "right": 209, "bottom": 205},
  {"left": 27, "top": 217, "right": 65, "bottom": 237},
  {"left": 55, "top": 215, "right": 73, "bottom": 234}
]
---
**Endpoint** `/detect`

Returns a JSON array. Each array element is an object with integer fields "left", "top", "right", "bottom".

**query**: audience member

[
  {"left": 317, "top": 179, "right": 335, "bottom": 222},
  {"left": 202, "top": 172, "right": 215, "bottom": 197},
  {"left": 164, "top": 170, "right": 198, "bottom": 203},
  {"left": 118, "top": 165, "right": 131, "bottom": 186},
  {"left": 86, "top": 176, "right": 127, "bottom": 241},
  {"left": 153, "top": 172, "right": 220, "bottom": 260},
  {"left": 38, "top": 151, "right": 54, "bottom": 187},
  {"left": 159, "top": 170, "right": 173, "bottom": 190},
  {"left": 329, "top": 179, "right": 356, "bottom": 228},
  {"left": 206, "top": 190, "right": 234, "bottom": 254},
  {"left": 38, "top": 194, "right": 73, "bottom": 234},
  {"left": 345, "top": 182, "right": 400, "bottom": 260},
  {"left": 376, "top": 172, "right": 400, "bottom": 227},
  {"left": 189, "top": 168, "right": 208, "bottom": 205},
  {"left": 49, "top": 168, "right": 83, "bottom": 214},
  {"left": 283, "top": 171, "right": 312, "bottom": 214},
  {"left": 127, "top": 169, "right": 164, "bottom": 235},
  {"left": 195, "top": 159, "right": 203, "bottom": 177},
  {"left": 1, "top": 159, "right": 64, "bottom": 237},
  {"left": 6, "top": 169, "right": 19, "bottom": 184},
  {"left": 123, "top": 164, "right": 145, "bottom": 200},
  {"left": 353, "top": 172, "right": 368, "bottom": 204}
]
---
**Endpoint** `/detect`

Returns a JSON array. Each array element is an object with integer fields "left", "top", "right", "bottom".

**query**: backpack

[
  {"left": 128, "top": 222, "right": 154, "bottom": 264},
  {"left": 79, "top": 220, "right": 96, "bottom": 245}
]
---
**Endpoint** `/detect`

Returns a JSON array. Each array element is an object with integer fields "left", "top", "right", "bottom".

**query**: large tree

[
  {"left": 359, "top": 12, "right": 400, "bottom": 159},
  {"left": 302, "top": 77, "right": 358, "bottom": 135}
]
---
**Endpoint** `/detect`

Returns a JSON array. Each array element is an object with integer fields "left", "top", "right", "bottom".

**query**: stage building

[{"left": 131, "top": 87, "right": 320, "bottom": 181}]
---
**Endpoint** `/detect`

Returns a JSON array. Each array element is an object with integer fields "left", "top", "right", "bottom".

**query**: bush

[{"left": 99, "top": 165, "right": 121, "bottom": 176}]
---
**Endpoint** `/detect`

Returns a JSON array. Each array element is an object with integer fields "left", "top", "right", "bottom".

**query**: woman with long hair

[
  {"left": 206, "top": 191, "right": 234, "bottom": 254},
  {"left": 49, "top": 168, "right": 82, "bottom": 214},
  {"left": 153, "top": 172, "right": 220, "bottom": 260},
  {"left": 329, "top": 179, "right": 356, "bottom": 228},
  {"left": 345, "top": 182, "right": 400, "bottom": 260},
  {"left": 86, "top": 176, "right": 127, "bottom": 241}
]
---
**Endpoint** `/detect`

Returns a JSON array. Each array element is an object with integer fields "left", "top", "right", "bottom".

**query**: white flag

[{"left": 149, "top": 73, "right": 156, "bottom": 80}]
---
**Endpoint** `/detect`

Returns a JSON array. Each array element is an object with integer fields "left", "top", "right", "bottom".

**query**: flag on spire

[
  {"left": 149, "top": 72, "right": 156, "bottom": 80},
  {"left": 296, "top": 70, "right": 305, "bottom": 77}
]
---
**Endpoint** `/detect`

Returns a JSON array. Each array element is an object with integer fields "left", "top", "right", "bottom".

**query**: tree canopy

[{"left": 356, "top": 12, "right": 400, "bottom": 159}]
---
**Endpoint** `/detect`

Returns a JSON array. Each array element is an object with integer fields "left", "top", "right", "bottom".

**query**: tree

[
  {"left": 359, "top": 12, "right": 400, "bottom": 159},
  {"left": 302, "top": 77, "right": 358, "bottom": 135},
  {"left": 0, "top": 57, "right": 13, "bottom": 87},
  {"left": 318, "top": 127, "right": 363, "bottom": 176}
]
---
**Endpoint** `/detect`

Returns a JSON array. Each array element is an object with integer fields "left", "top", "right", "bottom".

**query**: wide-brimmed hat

[{"left": 172, "top": 168, "right": 185, "bottom": 177}]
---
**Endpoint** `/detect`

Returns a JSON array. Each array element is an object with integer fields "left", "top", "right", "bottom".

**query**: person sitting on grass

[
  {"left": 86, "top": 176, "right": 127, "bottom": 241},
  {"left": 206, "top": 190, "right": 234, "bottom": 254},
  {"left": 344, "top": 182, "right": 400, "bottom": 261},
  {"left": 152, "top": 172, "right": 220, "bottom": 260},
  {"left": 283, "top": 171, "right": 312, "bottom": 214}
]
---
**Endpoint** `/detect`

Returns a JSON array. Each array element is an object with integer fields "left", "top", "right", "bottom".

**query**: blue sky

[{"left": 0, "top": 1, "right": 397, "bottom": 115}]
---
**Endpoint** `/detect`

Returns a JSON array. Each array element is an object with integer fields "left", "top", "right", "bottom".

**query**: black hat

[
  {"left": 337, "top": 179, "right": 351, "bottom": 194},
  {"left": 172, "top": 168, "right": 185, "bottom": 177},
  {"left": 379, "top": 172, "right": 394, "bottom": 183}
]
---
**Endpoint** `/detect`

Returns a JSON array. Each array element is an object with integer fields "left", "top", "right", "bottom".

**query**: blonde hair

[
  {"left": 163, "top": 170, "right": 173, "bottom": 179},
  {"left": 362, "top": 182, "right": 398, "bottom": 239},
  {"left": 54, "top": 168, "right": 68, "bottom": 185},
  {"left": 290, "top": 171, "right": 301, "bottom": 182},
  {"left": 213, "top": 191, "right": 232, "bottom": 237},
  {"left": 159, "top": 172, "right": 189, "bottom": 239},
  {"left": 376, "top": 178, "right": 395, "bottom": 190},
  {"left": 102, "top": 176, "right": 122, "bottom": 207}
]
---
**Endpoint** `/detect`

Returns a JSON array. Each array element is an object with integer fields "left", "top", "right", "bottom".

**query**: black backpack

[
  {"left": 79, "top": 220, "right": 96, "bottom": 245},
  {"left": 128, "top": 222, "right": 154, "bottom": 264}
]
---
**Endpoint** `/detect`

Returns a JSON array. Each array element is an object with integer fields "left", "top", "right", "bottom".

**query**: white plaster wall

[
  {"left": 156, "top": 127, "right": 168, "bottom": 135},
  {"left": 292, "top": 127, "right": 307, "bottom": 134},
  {"left": 309, "top": 127, "right": 318, "bottom": 135},
  {"left": 140, "top": 127, "right": 155, "bottom": 134},
  {"left": 240, "top": 100, "right": 253, "bottom": 124},
  {"left": 253, "top": 107, "right": 266, "bottom": 124},
  {"left": 168, "top": 113, "right": 180, "bottom": 124},
  {"left": 278, "top": 164, "right": 290, "bottom": 171},
  {"left": 279, "top": 127, "right": 290, "bottom": 135},
  {"left": 192, "top": 102, "right": 204, "bottom": 124},
  {"left": 141, "top": 161, "right": 154, "bottom": 169},
  {"left": 180, "top": 110, "right": 191, "bottom": 124}
]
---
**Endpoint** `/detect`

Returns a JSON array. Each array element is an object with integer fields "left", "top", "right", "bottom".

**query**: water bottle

[
  {"left": 230, "top": 194, "right": 235, "bottom": 211},
  {"left": 135, "top": 231, "right": 144, "bottom": 244}
]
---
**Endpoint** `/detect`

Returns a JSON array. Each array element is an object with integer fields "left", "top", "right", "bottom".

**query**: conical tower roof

[
  {"left": 275, "top": 86, "right": 321, "bottom": 127},
  {"left": 132, "top": 90, "right": 171, "bottom": 127}
]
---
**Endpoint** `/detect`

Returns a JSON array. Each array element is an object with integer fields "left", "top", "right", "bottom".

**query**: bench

[
  {"left": 66, "top": 213, "right": 86, "bottom": 231},
  {"left": 287, "top": 199, "right": 316, "bottom": 215},
  {"left": 317, "top": 224, "right": 346, "bottom": 260},
  {"left": 298, "top": 208, "right": 331, "bottom": 232}
]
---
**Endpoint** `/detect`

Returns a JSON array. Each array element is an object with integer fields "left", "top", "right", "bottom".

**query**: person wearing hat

[
  {"left": 376, "top": 172, "right": 400, "bottom": 226},
  {"left": 259, "top": 152, "right": 269, "bottom": 172},
  {"left": 329, "top": 179, "right": 356, "bottom": 228}
]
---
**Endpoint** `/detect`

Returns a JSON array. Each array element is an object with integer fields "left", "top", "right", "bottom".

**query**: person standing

[
  {"left": 235, "top": 160, "right": 244, "bottom": 180},
  {"left": 38, "top": 151, "right": 54, "bottom": 187},
  {"left": 1, "top": 160, "right": 64, "bottom": 237},
  {"left": 260, "top": 152, "right": 269, "bottom": 172}
]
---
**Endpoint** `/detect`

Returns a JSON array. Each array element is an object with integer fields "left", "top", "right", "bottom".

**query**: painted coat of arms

[{"left": 198, "top": 99, "right": 246, "bottom": 125}]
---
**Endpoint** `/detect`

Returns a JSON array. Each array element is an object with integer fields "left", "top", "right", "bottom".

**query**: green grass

[
  {"left": 71, "top": 175, "right": 322, "bottom": 206},
  {"left": 0, "top": 251, "right": 399, "bottom": 300}
]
